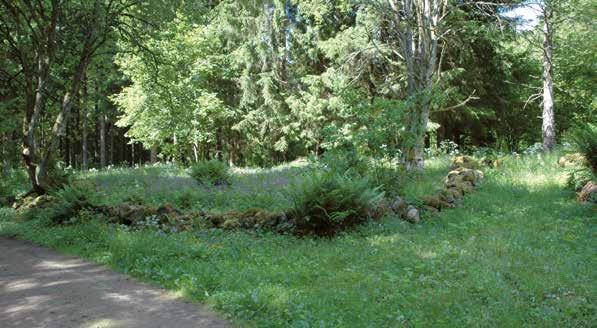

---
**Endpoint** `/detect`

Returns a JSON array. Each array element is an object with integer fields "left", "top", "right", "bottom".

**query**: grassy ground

[{"left": 1, "top": 154, "right": 595, "bottom": 327}]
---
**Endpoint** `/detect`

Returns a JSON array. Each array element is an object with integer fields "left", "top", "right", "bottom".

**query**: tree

[
  {"left": 540, "top": 0, "right": 555, "bottom": 151},
  {"left": 363, "top": 0, "right": 449, "bottom": 169},
  {"left": 1, "top": 0, "right": 182, "bottom": 192}
]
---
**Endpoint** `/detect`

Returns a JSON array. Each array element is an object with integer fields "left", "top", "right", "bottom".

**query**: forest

[{"left": 0, "top": 1, "right": 595, "bottom": 327}]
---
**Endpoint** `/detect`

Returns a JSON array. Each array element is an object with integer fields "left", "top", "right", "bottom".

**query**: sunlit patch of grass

[{"left": 1, "top": 153, "right": 596, "bottom": 327}]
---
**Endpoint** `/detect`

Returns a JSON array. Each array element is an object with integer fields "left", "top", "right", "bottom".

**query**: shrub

[
  {"left": 287, "top": 171, "right": 384, "bottom": 236},
  {"left": 189, "top": 160, "right": 231, "bottom": 185},
  {"left": 317, "top": 149, "right": 369, "bottom": 176},
  {"left": 19, "top": 183, "right": 95, "bottom": 224},
  {"left": 318, "top": 150, "right": 404, "bottom": 196},
  {"left": 567, "top": 122, "right": 597, "bottom": 173},
  {"left": 566, "top": 168, "right": 594, "bottom": 192},
  {"left": 0, "top": 169, "right": 29, "bottom": 197}
]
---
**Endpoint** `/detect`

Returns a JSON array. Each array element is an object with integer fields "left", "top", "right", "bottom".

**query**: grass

[{"left": 1, "top": 153, "right": 595, "bottom": 327}]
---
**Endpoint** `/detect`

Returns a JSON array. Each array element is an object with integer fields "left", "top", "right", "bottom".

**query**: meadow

[{"left": 1, "top": 153, "right": 595, "bottom": 327}]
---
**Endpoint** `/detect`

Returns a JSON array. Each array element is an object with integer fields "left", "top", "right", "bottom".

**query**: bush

[
  {"left": 18, "top": 183, "right": 95, "bottom": 224},
  {"left": 566, "top": 168, "right": 594, "bottom": 192},
  {"left": 317, "top": 149, "right": 369, "bottom": 176},
  {"left": 189, "top": 160, "right": 230, "bottom": 185},
  {"left": 318, "top": 150, "right": 404, "bottom": 196},
  {"left": 567, "top": 123, "right": 597, "bottom": 173},
  {"left": 0, "top": 169, "right": 29, "bottom": 195},
  {"left": 287, "top": 171, "right": 384, "bottom": 236}
]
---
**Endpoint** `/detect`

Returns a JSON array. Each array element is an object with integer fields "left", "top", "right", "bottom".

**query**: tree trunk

[
  {"left": 99, "top": 106, "right": 106, "bottom": 168},
  {"left": 393, "top": 0, "right": 445, "bottom": 170},
  {"left": 82, "top": 75, "right": 88, "bottom": 170},
  {"left": 36, "top": 44, "right": 92, "bottom": 190},
  {"left": 131, "top": 142, "right": 135, "bottom": 166},
  {"left": 19, "top": 1, "right": 60, "bottom": 194},
  {"left": 542, "top": 5, "right": 556, "bottom": 152},
  {"left": 150, "top": 144, "right": 158, "bottom": 164}
]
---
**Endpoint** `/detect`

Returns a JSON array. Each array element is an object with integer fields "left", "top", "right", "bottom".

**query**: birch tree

[{"left": 366, "top": 0, "right": 450, "bottom": 169}]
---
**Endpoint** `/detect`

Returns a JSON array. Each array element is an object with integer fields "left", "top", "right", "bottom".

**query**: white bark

[{"left": 542, "top": 4, "right": 555, "bottom": 151}]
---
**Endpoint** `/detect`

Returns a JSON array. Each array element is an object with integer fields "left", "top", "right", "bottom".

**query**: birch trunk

[{"left": 542, "top": 5, "right": 556, "bottom": 152}]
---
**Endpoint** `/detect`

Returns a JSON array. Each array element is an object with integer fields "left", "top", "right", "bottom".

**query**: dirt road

[{"left": 0, "top": 237, "right": 230, "bottom": 328}]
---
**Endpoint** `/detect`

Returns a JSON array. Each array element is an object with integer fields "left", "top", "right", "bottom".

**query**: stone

[
  {"left": 422, "top": 195, "right": 446, "bottom": 209},
  {"left": 558, "top": 153, "right": 586, "bottom": 168},
  {"left": 405, "top": 206, "right": 420, "bottom": 223},
  {"left": 450, "top": 155, "right": 480, "bottom": 170},
  {"left": 422, "top": 205, "right": 439, "bottom": 215},
  {"left": 0, "top": 196, "right": 16, "bottom": 208},
  {"left": 369, "top": 198, "right": 391, "bottom": 220},
  {"left": 454, "top": 181, "right": 475, "bottom": 193},
  {"left": 578, "top": 181, "right": 597, "bottom": 203},
  {"left": 390, "top": 196, "right": 407, "bottom": 214}
]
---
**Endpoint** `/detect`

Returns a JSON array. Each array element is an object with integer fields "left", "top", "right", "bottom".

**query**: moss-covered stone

[{"left": 451, "top": 155, "right": 480, "bottom": 170}]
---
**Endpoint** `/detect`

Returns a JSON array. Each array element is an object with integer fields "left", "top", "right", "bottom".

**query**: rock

[
  {"left": 405, "top": 206, "right": 420, "bottom": 223},
  {"left": 0, "top": 196, "right": 16, "bottom": 208},
  {"left": 454, "top": 181, "right": 475, "bottom": 193},
  {"left": 558, "top": 153, "right": 586, "bottom": 168},
  {"left": 422, "top": 205, "right": 439, "bottom": 215},
  {"left": 451, "top": 156, "right": 480, "bottom": 170},
  {"left": 422, "top": 195, "right": 448, "bottom": 210},
  {"left": 369, "top": 198, "right": 391, "bottom": 219},
  {"left": 445, "top": 167, "right": 483, "bottom": 188},
  {"left": 443, "top": 187, "right": 463, "bottom": 201},
  {"left": 14, "top": 195, "right": 59, "bottom": 211},
  {"left": 390, "top": 196, "right": 407, "bottom": 214},
  {"left": 578, "top": 181, "right": 597, "bottom": 203}
]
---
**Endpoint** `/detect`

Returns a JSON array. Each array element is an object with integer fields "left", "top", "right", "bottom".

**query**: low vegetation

[
  {"left": 189, "top": 160, "right": 231, "bottom": 186},
  {"left": 1, "top": 153, "right": 595, "bottom": 327}
]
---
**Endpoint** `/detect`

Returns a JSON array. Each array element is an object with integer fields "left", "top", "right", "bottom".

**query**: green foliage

[
  {"left": 287, "top": 171, "right": 384, "bottom": 236},
  {"left": 189, "top": 160, "right": 230, "bottom": 186},
  {"left": 567, "top": 123, "right": 597, "bottom": 173}
]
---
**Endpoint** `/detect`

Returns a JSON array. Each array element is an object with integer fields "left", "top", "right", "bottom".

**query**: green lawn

[{"left": 1, "top": 154, "right": 595, "bottom": 327}]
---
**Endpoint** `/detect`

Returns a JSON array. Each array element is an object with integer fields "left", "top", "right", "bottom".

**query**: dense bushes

[
  {"left": 287, "top": 171, "right": 385, "bottom": 236},
  {"left": 189, "top": 160, "right": 230, "bottom": 185}
]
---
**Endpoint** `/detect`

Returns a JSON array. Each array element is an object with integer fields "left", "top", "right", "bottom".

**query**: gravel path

[{"left": 0, "top": 237, "right": 230, "bottom": 328}]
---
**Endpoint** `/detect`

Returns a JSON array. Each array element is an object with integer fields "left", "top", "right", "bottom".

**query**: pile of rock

[
  {"left": 204, "top": 208, "right": 291, "bottom": 232},
  {"left": 578, "top": 181, "right": 597, "bottom": 203},
  {"left": 558, "top": 153, "right": 587, "bottom": 168},
  {"left": 389, "top": 196, "right": 420, "bottom": 223},
  {"left": 420, "top": 167, "right": 484, "bottom": 213},
  {"left": 97, "top": 203, "right": 196, "bottom": 232},
  {"left": 12, "top": 194, "right": 59, "bottom": 211},
  {"left": 386, "top": 156, "right": 486, "bottom": 223},
  {"left": 451, "top": 155, "right": 480, "bottom": 170}
]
